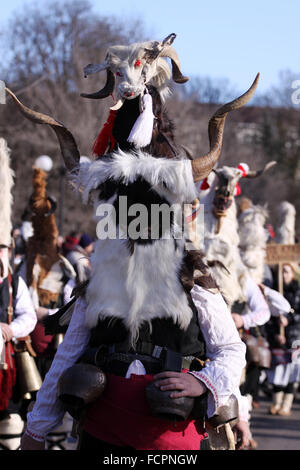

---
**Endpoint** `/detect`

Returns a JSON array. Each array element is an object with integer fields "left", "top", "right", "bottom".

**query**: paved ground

[{"left": 250, "top": 392, "right": 300, "bottom": 450}]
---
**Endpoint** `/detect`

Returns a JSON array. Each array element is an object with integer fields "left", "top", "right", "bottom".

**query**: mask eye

[
  {"left": 134, "top": 60, "right": 141, "bottom": 68},
  {"left": 116, "top": 71, "right": 123, "bottom": 77}
]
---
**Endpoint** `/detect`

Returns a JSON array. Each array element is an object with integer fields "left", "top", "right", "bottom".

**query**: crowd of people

[{"left": 2, "top": 191, "right": 299, "bottom": 451}]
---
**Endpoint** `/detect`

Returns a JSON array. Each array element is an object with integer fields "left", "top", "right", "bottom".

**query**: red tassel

[
  {"left": 237, "top": 163, "right": 248, "bottom": 178},
  {"left": 235, "top": 182, "right": 242, "bottom": 196},
  {"left": 267, "top": 224, "right": 275, "bottom": 239},
  {"left": 0, "top": 343, "right": 16, "bottom": 412},
  {"left": 200, "top": 178, "right": 210, "bottom": 190},
  {"left": 92, "top": 110, "right": 117, "bottom": 156}
]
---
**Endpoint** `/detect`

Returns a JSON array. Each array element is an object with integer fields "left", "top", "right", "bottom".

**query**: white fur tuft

[{"left": 73, "top": 150, "right": 196, "bottom": 205}]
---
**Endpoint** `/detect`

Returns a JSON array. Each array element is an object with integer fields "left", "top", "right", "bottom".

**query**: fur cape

[{"left": 72, "top": 149, "right": 213, "bottom": 342}]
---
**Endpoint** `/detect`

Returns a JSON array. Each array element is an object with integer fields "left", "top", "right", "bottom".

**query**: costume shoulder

[{"left": 43, "top": 279, "right": 89, "bottom": 334}]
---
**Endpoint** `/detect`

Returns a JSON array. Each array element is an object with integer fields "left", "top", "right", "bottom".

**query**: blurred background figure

[
  {"left": 66, "top": 233, "right": 94, "bottom": 284},
  {"left": 15, "top": 158, "right": 77, "bottom": 450},
  {"left": 0, "top": 138, "right": 37, "bottom": 450},
  {"left": 266, "top": 263, "right": 300, "bottom": 416}
]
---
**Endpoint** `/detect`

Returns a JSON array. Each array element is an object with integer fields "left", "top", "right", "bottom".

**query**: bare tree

[{"left": 0, "top": 0, "right": 146, "bottom": 234}]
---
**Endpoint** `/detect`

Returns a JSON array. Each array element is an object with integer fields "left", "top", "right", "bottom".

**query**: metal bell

[
  {"left": 14, "top": 350, "right": 42, "bottom": 397},
  {"left": 145, "top": 381, "right": 195, "bottom": 421},
  {"left": 57, "top": 363, "right": 107, "bottom": 419}
]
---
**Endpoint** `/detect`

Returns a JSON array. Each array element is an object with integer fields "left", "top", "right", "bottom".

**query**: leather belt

[{"left": 80, "top": 344, "right": 199, "bottom": 377}]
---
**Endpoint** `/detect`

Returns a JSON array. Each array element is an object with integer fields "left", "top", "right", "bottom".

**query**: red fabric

[
  {"left": 200, "top": 178, "right": 210, "bottom": 190},
  {"left": 30, "top": 322, "right": 54, "bottom": 355},
  {"left": 237, "top": 164, "right": 248, "bottom": 177},
  {"left": 235, "top": 182, "right": 242, "bottom": 196},
  {"left": 93, "top": 110, "right": 117, "bottom": 156},
  {"left": 0, "top": 342, "right": 16, "bottom": 411},
  {"left": 84, "top": 373, "right": 205, "bottom": 450},
  {"left": 267, "top": 224, "right": 275, "bottom": 239}
]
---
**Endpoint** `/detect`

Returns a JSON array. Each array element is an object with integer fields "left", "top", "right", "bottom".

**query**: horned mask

[{"left": 81, "top": 33, "right": 188, "bottom": 110}]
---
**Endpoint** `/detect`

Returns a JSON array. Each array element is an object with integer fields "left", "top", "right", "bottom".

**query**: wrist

[{"left": 25, "top": 428, "right": 45, "bottom": 442}]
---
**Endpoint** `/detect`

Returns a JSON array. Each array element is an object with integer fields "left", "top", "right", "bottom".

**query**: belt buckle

[{"left": 152, "top": 345, "right": 163, "bottom": 359}]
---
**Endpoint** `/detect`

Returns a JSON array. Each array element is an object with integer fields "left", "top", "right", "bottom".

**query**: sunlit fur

[
  {"left": 275, "top": 201, "right": 296, "bottom": 245},
  {"left": 238, "top": 202, "right": 269, "bottom": 284}
]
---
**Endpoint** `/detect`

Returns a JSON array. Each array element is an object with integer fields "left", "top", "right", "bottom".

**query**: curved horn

[
  {"left": 80, "top": 69, "right": 115, "bottom": 99},
  {"left": 158, "top": 46, "right": 189, "bottom": 84},
  {"left": 245, "top": 160, "right": 277, "bottom": 178},
  {"left": 5, "top": 87, "right": 80, "bottom": 172},
  {"left": 180, "top": 144, "right": 194, "bottom": 160},
  {"left": 162, "top": 33, "right": 177, "bottom": 47},
  {"left": 191, "top": 73, "right": 260, "bottom": 182},
  {"left": 83, "top": 62, "right": 108, "bottom": 77}
]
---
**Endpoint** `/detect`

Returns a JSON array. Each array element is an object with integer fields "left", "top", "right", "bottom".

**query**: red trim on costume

[
  {"left": 190, "top": 371, "right": 219, "bottom": 408},
  {"left": 92, "top": 110, "right": 117, "bottom": 156},
  {"left": 200, "top": 177, "right": 210, "bottom": 190},
  {"left": 84, "top": 373, "right": 205, "bottom": 450},
  {"left": 26, "top": 429, "right": 45, "bottom": 442}
]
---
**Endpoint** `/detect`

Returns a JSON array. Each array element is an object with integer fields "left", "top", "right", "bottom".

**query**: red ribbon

[
  {"left": 92, "top": 109, "right": 117, "bottom": 156},
  {"left": 200, "top": 177, "right": 210, "bottom": 190}
]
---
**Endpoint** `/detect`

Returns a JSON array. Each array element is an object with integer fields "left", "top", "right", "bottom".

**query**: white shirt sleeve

[
  {"left": 189, "top": 285, "right": 247, "bottom": 419},
  {"left": 26, "top": 297, "right": 90, "bottom": 439},
  {"left": 242, "top": 277, "right": 271, "bottom": 330},
  {"left": 263, "top": 286, "right": 291, "bottom": 317},
  {"left": 10, "top": 276, "right": 37, "bottom": 339}
]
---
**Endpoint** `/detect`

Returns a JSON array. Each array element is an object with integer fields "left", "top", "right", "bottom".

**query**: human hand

[
  {"left": 153, "top": 371, "right": 207, "bottom": 399},
  {"left": 21, "top": 430, "right": 45, "bottom": 450},
  {"left": 231, "top": 313, "right": 244, "bottom": 329},
  {"left": 0, "top": 323, "right": 13, "bottom": 342},
  {"left": 233, "top": 420, "right": 251, "bottom": 450}
]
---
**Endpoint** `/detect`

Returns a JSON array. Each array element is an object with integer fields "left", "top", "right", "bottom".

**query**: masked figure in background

[
  {"left": 0, "top": 138, "right": 37, "bottom": 450},
  {"left": 18, "top": 163, "right": 76, "bottom": 449}
]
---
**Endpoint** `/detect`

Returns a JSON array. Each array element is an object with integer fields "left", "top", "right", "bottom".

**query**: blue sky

[{"left": 1, "top": 0, "right": 299, "bottom": 93}]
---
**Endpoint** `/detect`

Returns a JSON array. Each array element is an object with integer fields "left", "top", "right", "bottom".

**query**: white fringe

[{"left": 127, "top": 93, "right": 154, "bottom": 148}]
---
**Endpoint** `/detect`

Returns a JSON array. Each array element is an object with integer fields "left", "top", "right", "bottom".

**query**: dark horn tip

[
  {"left": 80, "top": 93, "right": 93, "bottom": 98},
  {"left": 174, "top": 76, "right": 189, "bottom": 84}
]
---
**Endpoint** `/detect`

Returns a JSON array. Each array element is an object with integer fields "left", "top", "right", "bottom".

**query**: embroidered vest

[{"left": 0, "top": 275, "right": 19, "bottom": 324}]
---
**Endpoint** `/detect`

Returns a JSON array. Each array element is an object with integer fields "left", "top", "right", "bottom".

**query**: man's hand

[
  {"left": 0, "top": 323, "right": 13, "bottom": 342},
  {"left": 21, "top": 431, "right": 45, "bottom": 450},
  {"left": 153, "top": 371, "right": 207, "bottom": 398},
  {"left": 231, "top": 313, "right": 244, "bottom": 329},
  {"left": 233, "top": 420, "right": 251, "bottom": 450}
]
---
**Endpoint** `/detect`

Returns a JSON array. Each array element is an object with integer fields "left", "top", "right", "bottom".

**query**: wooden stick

[{"left": 278, "top": 262, "right": 286, "bottom": 338}]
